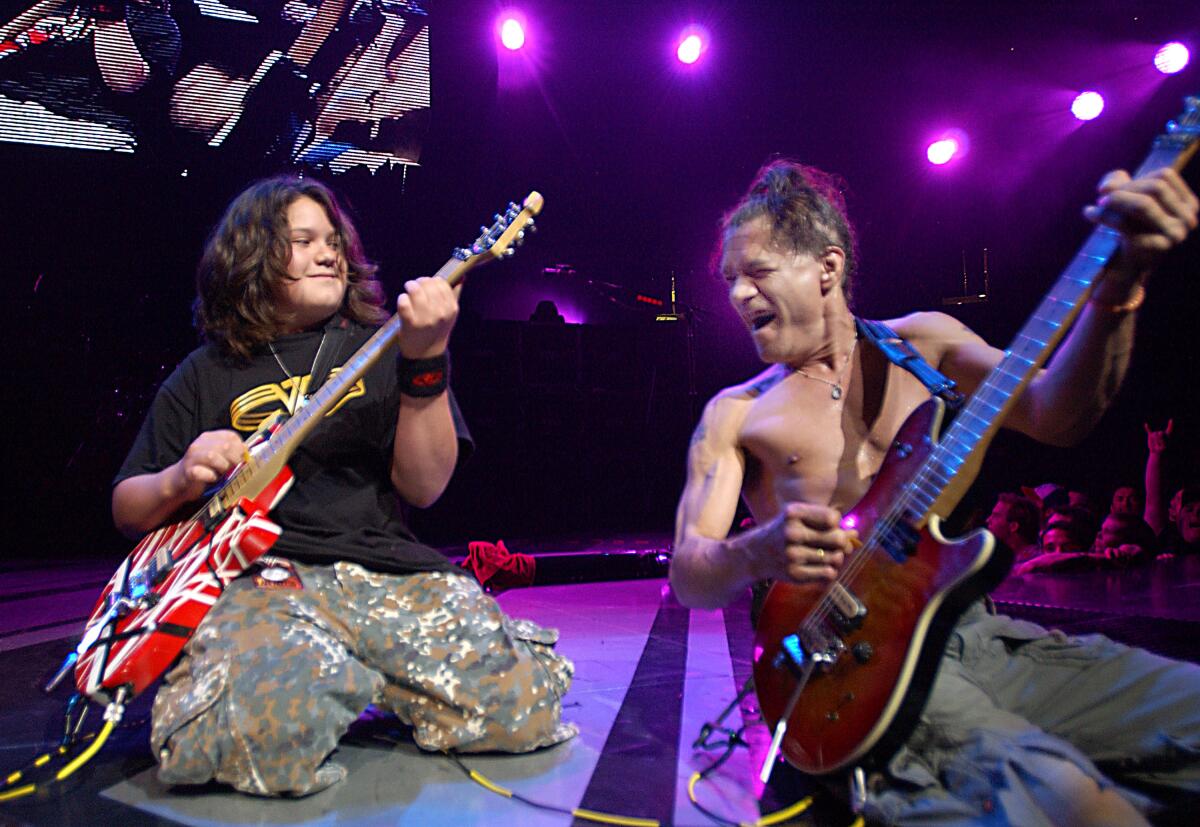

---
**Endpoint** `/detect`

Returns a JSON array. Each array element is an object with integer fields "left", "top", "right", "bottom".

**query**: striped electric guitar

[
  {"left": 70, "top": 193, "right": 543, "bottom": 703},
  {"left": 753, "top": 98, "right": 1200, "bottom": 776}
]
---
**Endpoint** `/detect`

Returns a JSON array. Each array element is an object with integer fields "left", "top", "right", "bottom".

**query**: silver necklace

[
  {"left": 268, "top": 331, "right": 328, "bottom": 409},
  {"left": 792, "top": 337, "right": 857, "bottom": 400}
]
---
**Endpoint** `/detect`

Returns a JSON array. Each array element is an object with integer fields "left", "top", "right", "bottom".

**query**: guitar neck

[{"left": 906, "top": 103, "right": 1200, "bottom": 524}]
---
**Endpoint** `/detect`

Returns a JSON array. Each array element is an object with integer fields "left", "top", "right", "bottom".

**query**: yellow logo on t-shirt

[{"left": 229, "top": 368, "right": 365, "bottom": 432}]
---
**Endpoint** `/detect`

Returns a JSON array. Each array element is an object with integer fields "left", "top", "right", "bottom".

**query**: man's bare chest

[{"left": 738, "top": 363, "right": 930, "bottom": 507}]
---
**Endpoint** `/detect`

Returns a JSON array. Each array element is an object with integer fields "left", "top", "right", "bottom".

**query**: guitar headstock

[
  {"left": 1156, "top": 95, "right": 1200, "bottom": 171},
  {"left": 446, "top": 192, "right": 543, "bottom": 286}
]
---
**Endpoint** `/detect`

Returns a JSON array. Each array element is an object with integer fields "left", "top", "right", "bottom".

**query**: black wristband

[{"left": 397, "top": 352, "right": 449, "bottom": 397}]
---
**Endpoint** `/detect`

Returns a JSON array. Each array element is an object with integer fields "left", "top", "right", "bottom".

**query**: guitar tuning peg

[
  {"left": 517, "top": 230, "right": 525, "bottom": 240},
  {"left": 480, "top": 226, "right": 489, "bottom": 235},
  {"left": 527, "top": 219, "right": 536, "bottom": 231},
  {"left": 504, "top": 248, "right": 516, "bottom": 257},
  {"left": 493, "top": 213, "right": 502, "bottom": 222}
]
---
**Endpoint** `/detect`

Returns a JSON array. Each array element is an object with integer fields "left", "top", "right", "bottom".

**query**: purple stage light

[
  {"left": 926, "top": 137, "right": 959, "bottom": 166},
  {"left": 677, "top": 34, "right": 702, "bottom": 64},
  {"left": 675, "top": 25, "right": 709, "bottom": 66},
  {"left": 1071, "top": 91, "right": 1105, "bottom": 121},
  {"left": 498, "top": 13, "right": 526, "bottom": 51},
  {"left": 1155, "top": 42, "right": 1190, "bottom": 75}
]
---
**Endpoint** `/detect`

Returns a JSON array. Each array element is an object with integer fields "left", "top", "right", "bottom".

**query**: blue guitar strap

[{"left": 855, "top": 317, "right": 964, "bottom": 408}]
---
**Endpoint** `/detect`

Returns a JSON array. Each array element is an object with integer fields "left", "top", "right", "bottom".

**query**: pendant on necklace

[{"left": 831, "top": 386, "right": 843, "bottom": 400}]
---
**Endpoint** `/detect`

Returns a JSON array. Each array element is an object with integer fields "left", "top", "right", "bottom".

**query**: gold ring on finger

[{"left": 816, "top": 549, "right": 825, "bottom": 562}]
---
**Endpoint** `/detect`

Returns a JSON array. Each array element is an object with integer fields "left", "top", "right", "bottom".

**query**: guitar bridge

[
  {"left": 799, "top": 625, "right": 845, "bottom": 671},
  {"left": 828, "top": 583, "right": 867, "bottom": 632}
]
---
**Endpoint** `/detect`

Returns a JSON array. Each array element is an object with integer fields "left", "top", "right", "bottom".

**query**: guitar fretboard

[{"left": 902, "top": 122, "right": 1199, "bottom": 526}]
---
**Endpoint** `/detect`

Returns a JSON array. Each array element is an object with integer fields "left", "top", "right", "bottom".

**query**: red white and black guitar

[
  {"left": 752, "top": 97, "right": 1200, "bottom": 778},
  {"left": 67, "top": 193, "right": 543, "bottom": 704}
]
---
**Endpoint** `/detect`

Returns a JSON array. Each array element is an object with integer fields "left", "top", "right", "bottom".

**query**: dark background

[{"left": 3, "top": 0, "right": 1199, "bottom": 560}]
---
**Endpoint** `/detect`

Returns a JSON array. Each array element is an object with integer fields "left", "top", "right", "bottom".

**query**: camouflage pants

[{"left": 150, "top": 561, "right": 577, "bottom": 796}]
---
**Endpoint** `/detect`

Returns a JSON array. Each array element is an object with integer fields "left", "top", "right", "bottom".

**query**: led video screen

[{"left": 0, "top": 0, "right": 429, "bottom": 173}]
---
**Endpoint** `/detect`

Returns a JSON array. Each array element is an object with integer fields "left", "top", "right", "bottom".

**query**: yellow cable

[
  {"left": 690, "top": 770, "right": 815, "bottom": 827},
  {"left": 752, "top": 795, "right": 812, "bottom": 826},
  {"left": 848, "top": 818, "right": 864, "bottom": 827},
  {"left": 55, "top": 720, "right": 114, "bottom": 781},
  {"left": 467, "top": 769, "right": 513, "bottom": 798},
  {"left": 459, "top": 758, "right": 658, "bottom": 827},
  {"left": 0, "top": 783, "right": 36, "bottom": 802},
  {"left": 3, "top": 744, "right": 70, "bottom": 789},
  {"left": 570, "top": 807, "right": 659, "bottom": 827}
]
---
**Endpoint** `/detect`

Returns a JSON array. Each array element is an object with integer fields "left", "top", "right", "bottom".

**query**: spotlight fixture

[
  {"left": 926, "top": 138, "right": 959, "bottom": 165},
  {"left": 498, "top": 13, "right": 526, "bottom": 51},
  {"left": 677, "top": 34, "right": 702, "bottom": 64},
  {"left": 675, "top": 25, "right": 709, "bottom": 65},
  {"left": 1154, "top": 42, "right": 1189, "bottom": 75},
  {"left": 1071, "top": 91, "right": 1105, "bottom": 121}
]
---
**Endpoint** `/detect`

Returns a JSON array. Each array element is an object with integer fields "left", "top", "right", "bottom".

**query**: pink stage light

[
  {"left": 1155, "top": 42, "right": 1190, "bottom": 74},
  {"left": 1071, "top": 91, "right": 1105, "bottom": 121},
  {"left": 675, "top": 25, "right": 709, "bottom": 66},
  {"left": 926, "top": 137, "right": 959, "bottom": 165},
  {"left": 498, "top": 15, "right": 526, "bottom": 51},
  {"left": 677, "top": 34, "right": 703, "bottom": 64}
]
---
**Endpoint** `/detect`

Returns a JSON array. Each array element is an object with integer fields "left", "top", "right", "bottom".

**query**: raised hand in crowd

[{"left": 1144, "top": 418, "right": 1175, "bottom": 536}]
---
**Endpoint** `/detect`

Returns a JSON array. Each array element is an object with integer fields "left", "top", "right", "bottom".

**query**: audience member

[
  {"left": 984, "top": 493, "right": 1041, "bottom": 564},
  {"left": 1092, "top": 511, "right": 1157, "bottom": 565},
  {"left": 1109, "top": 484, "right": 1143, "bottom": 517},
  {"left": 1011, "top": 507, "right": 1099, "bottom": 575},
  {"left": 1161, "top": 485, "right": 1200, "bottom": 556}
]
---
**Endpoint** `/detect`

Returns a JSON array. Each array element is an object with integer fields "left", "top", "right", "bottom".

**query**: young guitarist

[
  {"left": 669, "top": 159, "right": 1200, "bottom": 822},
  {"left": 112, "top": 177, "right": 576, "bottom": 796}
]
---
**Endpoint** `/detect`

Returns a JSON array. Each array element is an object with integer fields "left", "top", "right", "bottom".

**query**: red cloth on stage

[{"left": 459, "top": 540, "right": 536, "bottom": 592}]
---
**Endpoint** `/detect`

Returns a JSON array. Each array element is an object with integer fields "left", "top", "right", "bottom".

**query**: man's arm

[
  {"left": 910, "top": 168, "right": 1198, "bottom": 447},
  {"left": 389, "top": 277, "right": 459, "bottom": 508},
  {"left": 391, "top": 392, "right": 457, "bottom": 508},
  {"left": 669, "top": 395, "right": 752, "bottom": 608},
  {"left": 112, "top": 429, "right": 246, "bottom": 538},
  {"left": 668, "top": 394, "right": 856, "bottom": 609},
  {"left": 93, "top": 19, "right": 150, "bottom": 93},
  {"left": 1144, "top": 420, "right": 1173, "bottom": 535}
]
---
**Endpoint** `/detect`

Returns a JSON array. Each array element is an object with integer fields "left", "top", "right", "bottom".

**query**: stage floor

[
  {"left": 2, "top": 578, "right": 853, "bottom": 826},
  {"left": 2, "top": 546, "right": 1199, "bottom": 825}
]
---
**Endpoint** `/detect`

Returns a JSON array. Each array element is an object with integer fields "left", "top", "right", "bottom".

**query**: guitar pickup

[
  {"left": 828, "top": 583, "right": 867, "bottom": 632},
  {"left": 879, "top": 519, "right": 921, "bottom": 561}
]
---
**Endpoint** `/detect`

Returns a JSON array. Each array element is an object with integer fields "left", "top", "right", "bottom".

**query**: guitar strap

[
  {"left": 855, "top": 317, "right": 964, "bottom": 408},
  {"left": 309, "top": 317, "right": 350, "bottom": 397}
]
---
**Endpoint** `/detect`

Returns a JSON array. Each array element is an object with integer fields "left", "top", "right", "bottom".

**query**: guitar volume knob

[{"left": 851, "top": 641, "right": 874, "bottom": 663}]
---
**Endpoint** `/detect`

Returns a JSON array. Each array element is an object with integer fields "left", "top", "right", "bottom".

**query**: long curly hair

[
  {"left": 194, "top": 176, "right": 387, "bottom": 362},
  {"left": 716, "top": 159, "right": 859, "bottom": 305}
]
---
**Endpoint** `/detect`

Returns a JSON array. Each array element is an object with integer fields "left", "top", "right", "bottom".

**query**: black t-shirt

[{"left": 115, "top": 317, "right": 472, "bottom": 575}]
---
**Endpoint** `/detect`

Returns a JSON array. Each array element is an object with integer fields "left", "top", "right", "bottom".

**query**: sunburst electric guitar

[
  {"left": 67, "top": 193, "right": 543, "bottom": 704},
  {"left": 753, "top": 97, "right": 1199, "bottom": 777}
]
